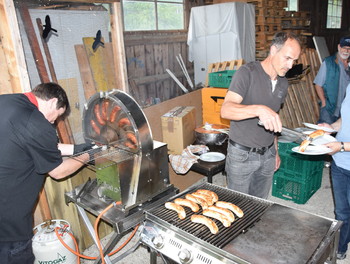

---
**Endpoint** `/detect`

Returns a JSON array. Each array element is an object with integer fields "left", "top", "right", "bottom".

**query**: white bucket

[{"left": 32, "top": 219, "right": 77, "bottom": 264}]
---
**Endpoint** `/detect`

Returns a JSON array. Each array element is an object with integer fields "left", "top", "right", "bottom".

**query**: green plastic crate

[
  {"left": 272, "top": 168, "right": 323, "bottom": 204},
  {"left": 272, "top": 141, "right": 324, "bottom": 204},
  {"left": 208, "top": 70, "right": 236, "bottom": 88},
  {"left": 277, "top": 142, "right": 324, "bottom": 179}
]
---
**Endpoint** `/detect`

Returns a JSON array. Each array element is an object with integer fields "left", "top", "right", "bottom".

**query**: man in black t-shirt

[
  {"left": 221, "top": 32, "right": 301, "bottom": 199},
  {"left": 0, "top": 82, "right": 91, "bottom": 264}
]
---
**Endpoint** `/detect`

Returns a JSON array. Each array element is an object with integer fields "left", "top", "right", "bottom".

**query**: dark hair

[
  {"left": 32, "top": 82, "right": 71, "bottom": 118},
  {"left": 271, "top": 31, "right": 301, "bottom": 50}
]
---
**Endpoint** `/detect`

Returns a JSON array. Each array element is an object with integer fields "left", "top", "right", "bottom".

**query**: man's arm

[
  {"left": 221, "top": 90, "right": 282, "bottom": 132},
  {"left": 314, "top": 84, "right": 326, "bottom": 107},
  {"left": 48, "top": 153, "right": 89, "bottom": 180}
]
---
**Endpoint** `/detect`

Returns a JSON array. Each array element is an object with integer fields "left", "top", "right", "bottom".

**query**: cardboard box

[{"left": 161, "top": 106, "right": 196, "bottom": 154}]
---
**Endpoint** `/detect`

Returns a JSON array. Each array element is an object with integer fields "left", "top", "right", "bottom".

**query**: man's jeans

[
  {"left": 331, "top": 161, "right": 350, "bottom": 254},
  {"left": 225, "top": 142, "right": 276, "bottom": 199},
  {"left": 0, "top": 239, "right": 35, "bottom": 264}
]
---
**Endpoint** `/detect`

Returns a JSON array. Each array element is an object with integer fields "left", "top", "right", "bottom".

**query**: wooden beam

[
  {"left": 133, "top": 70, "right": 194, "bottom": 86},
  {"left": 0, "top": 0, "right": 30, "bottom": 93},
  {"left": 124, "top": 33, "right": 187, "bottom": 46},
  {"left": 111, "top": 2, "right": 128, "bottom": 92}
]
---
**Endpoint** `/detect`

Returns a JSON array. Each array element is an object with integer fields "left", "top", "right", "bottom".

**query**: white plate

[
  {"left": 292, "top": 145, "right": 332, "bottom": 155},
  {"left": 302, "top": 132, "right": 337, "bottom": 145},
  {"left": 199, "top": 152, "right": 226, "bottom": 162},
  {"left": 303, "top": 122, "right": 337, "bottom": 133}
]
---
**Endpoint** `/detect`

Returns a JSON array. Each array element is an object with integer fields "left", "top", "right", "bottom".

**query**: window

[
  {"left": 326, "top": 0, "right": 342, "bottom": 29},
  {"left": 122, "top": 0, "right": 184, "bottom": 31},
  {"left": 286, "top": 0, "right": 298, "bottom": 11}
]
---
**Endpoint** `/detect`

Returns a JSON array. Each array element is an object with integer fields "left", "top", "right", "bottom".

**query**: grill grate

[{"left": 147, "top": 182, "right": 272, "bottom": 249}]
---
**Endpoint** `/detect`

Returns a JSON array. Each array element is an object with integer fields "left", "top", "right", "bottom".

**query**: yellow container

[{"left": 201, "top": 87, "right": 230, "bottom": 126}]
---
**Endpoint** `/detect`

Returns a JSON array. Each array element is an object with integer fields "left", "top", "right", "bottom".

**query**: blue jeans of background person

[
  {"left": 0, "top": 239, "right": 35, "bottom": 264},
  {"left": 225, "top": 142, "right": 276, "bottom": 199},
  {"left": 331, "top": 161, "right": 350, "bottom": 254},
  {"left": 318, "top": 106, "right": 338, "bottom": 124}
]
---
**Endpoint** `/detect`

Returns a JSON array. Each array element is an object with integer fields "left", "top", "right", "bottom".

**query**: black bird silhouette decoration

[
  {"left": 42, "top": 15, "right": 57, "bottom": 39},
  {"left": 92, "top": 30, "right": 104, "bottom": 51}
]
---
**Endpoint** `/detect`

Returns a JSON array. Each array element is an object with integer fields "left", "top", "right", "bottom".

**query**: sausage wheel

[
  {"left": 110, "top": 105, "right": 121, "bottom": 123},
  {"left": 101, "top": 100, "right": 110, "bottom": 121},
  {"left": 90, "top": 119, "right": 101, "bottom": 135},
  {"left": 94, "top": 104, "right": 106, "bottom": 126}
]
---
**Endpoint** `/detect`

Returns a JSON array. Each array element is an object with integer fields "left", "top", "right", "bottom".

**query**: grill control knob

[
  {"left": 152, "top": 235, "right": 164, "bottom": 249},
  {"left": 178, "top": 248, "right": 192, "bottom": 263}
]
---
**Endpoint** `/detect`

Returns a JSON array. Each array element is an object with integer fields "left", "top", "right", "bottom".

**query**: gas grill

[{"left": 140, "top": 182, "right": 341, "bottom": 264}]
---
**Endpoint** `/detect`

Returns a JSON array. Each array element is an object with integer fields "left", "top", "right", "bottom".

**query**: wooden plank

[
  {"left": 82, "top": 37, "right": 109, "bottom": 92},
  {"left": 124, "top": 33, "right": 187, "bottom": 46},
  {"left": 58, "top": 78, "right": 82, "bottom": 140},
  {"left": 289, "top": 83, "right": 306, "bottom": 125},
  {"left": 283, "top": 92, "right": 298, "bottom": 128},
  {"left": 154, "top": 43, "right": 164, "bottom": 100},
  {"left": 128, "top": 45, "right": 144, "bottom": 101},
  {"left": 0, "top": 0, "right": 30, "bottom": 94},
  {"left": 162, "top": 43, "right": 171, "bottom": 100},
  {"left": 111, "top": 2, "right": 128, "bottom": 92},
  {"left": 0, "top": 42, "right": 12, "bottom": 94},
  {"left": 18, "top": 4, "right": 50, "bottom": 83},
  {"left": 104, "top": 42, "right": 117, "bottom": 90},
  {"left": 74, "top": 44, "right": 96, "bottom": 101},
  {"left": 145, "top": 44, "right": 156, "bottom": 103}
]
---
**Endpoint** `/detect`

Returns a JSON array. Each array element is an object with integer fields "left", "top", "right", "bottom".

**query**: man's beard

[{"left": 339, "top": 51, "right": 350, "bottom": 60}]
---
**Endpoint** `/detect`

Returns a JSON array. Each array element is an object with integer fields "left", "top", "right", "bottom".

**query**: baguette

[
  {"left": 190, "top": 215, "right": 219, "bottom": 234},
  {"left": 215, "top": 201, "right": 244, "bottom": 218},
  {"left": 196, "top": 189, "right": 219, "bottom": 202},
  {"left": 208, "top": 205, "right": 235, "bottom": 223},
  {"left": 203, "top": 209, "right": 231, "bottom": 227},
  {"left": 192, "top": 192, "right": 214, "bottom": 206},
  {"left": 298, "top": 139, "right": 311, "bottom": 152},
  {"left": 309, "top": 129, "right": 325, "bottom": 139},
  {"left": 174, "top": 198, "right": 200, "bottom": 212},
  {"left": 185, "top": 194, "right": 208, "bottom": 210},
  {"left": 165, "top": 202, "right": 186, "bottom": 219},
  {"left": 299, "top": 130, "right": 325, "bottom": 152}
]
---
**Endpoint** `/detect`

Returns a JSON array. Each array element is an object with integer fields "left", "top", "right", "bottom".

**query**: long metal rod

[
  {"left": 178, "top": 54, "right": 194, "bottom": 89},
  {"left": 176, "top": 55, "right": 193, "bottom": 89},
  {"left": 166, "top": 69, "right": 189, "bottom": 94}
]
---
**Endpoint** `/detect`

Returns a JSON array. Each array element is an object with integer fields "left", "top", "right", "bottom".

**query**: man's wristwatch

[{"left": 340, "top": 142, "right": 345, "bottom": 152}]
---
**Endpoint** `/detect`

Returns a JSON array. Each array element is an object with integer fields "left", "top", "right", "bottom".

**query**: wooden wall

[{"left": 124, "top": 32, "right": 194, "bottom": 106}]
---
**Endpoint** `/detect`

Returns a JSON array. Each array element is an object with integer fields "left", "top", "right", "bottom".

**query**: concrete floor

[{"left": 80, "top": 166, "right": 350, "bottom": 264}]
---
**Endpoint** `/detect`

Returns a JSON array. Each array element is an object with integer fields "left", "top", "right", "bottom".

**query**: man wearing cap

[{"left": 314, "top": 36, "right": 350, "bottom": 124}]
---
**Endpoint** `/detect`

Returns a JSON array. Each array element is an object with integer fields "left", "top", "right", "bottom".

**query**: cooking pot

[{"left": 194, "top": 124, "right": 229, "bottom": 145}]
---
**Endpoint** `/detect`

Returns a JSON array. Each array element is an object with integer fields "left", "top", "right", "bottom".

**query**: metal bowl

[{"left": 194, "top": 124, "right": 229, "bottom": 145}]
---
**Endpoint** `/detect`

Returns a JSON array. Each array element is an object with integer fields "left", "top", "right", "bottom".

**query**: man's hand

[{"left": 258, "top": 106, "right": 282, "bottom": 133}]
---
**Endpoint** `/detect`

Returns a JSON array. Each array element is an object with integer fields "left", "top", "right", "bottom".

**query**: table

[{"left": 190, "top": 141, "right": 227, "bottom": 183}]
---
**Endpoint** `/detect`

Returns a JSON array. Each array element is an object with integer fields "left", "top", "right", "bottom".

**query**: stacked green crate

[
  {"left": 208, "top": 70, "right": 237, "bottom": 88},
  {"left": 272, "top": 141, "right": 324, "bottom": 204}
]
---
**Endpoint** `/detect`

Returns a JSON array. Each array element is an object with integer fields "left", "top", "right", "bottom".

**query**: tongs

[
  {"left": 280, "top": 126, "right": 311, "bottom": 141},
  {"left": 258, "top": 120, "right": 311, "bottom": 142}
]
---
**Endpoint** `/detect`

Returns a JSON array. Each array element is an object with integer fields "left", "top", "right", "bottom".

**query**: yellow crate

[{"left": 201, "top": 87, "right": 230, "bottom": 126}]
